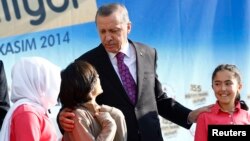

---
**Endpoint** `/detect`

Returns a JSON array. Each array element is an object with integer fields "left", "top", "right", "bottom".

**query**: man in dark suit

[
  {"left": 0, "top": 60, "right": 10, "bottom": 130},
  {"left": 58, "top": 3, "right": 210, "bottom": 141}
]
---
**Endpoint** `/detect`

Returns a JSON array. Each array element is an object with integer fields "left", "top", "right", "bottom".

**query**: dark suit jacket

[
  {"left": 0, "top": 60, "right": 10, "bottom": 129},
  {"left": 75, "top": 39, "right": 192, "bottom": 141}
]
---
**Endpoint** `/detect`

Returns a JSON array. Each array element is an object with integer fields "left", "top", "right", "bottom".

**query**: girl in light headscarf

[{"left": 0, "top": 57, "right": 61, "bottom": 141}]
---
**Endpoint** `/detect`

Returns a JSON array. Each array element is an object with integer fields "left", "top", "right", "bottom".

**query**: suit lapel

[{"left": 130, "top": 41, "right": 145, "bottom": 105}]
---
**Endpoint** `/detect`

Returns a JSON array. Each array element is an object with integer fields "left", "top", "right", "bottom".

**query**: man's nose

[{"left": 105, "top": 33, "right": 112, "bottom": 41}]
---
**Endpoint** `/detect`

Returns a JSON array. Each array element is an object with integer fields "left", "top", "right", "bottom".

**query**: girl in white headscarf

[{"left": 0, "top": 57, "right": 61, "bottom": 141}]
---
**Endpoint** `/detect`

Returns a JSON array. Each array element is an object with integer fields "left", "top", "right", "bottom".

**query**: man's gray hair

[{"left": 95, "top": 3, "right": 130, "bottom": 24}]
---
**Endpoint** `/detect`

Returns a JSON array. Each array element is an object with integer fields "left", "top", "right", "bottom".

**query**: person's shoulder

[
  {"left": 101, "top": 105, "right": 120, "bottom": 112},
  {"left": 131, "top": 40, "right": 152, "bottom": 49},
  {"left": 101, "top": 105, "right": 124, "bottom": 117},
  {"left": 197, "top": 104, "right": 217, "bottom": 119},
  {"left": 198, "top": 110, "right": 210, "bottom": 118},
  {"left": 129, "top": 39, "right": 156, "bottom": 54},
  {"left": 73, "top": 107, "right": 92, "bottom": 118},
  {"left": 15, "top": 104, "right": 36, "bottom": 112},
  {"left": 100, "top": 104, "right": 112, "bottom": 111},
  {"left": 0, "top": 60, "right": 3, "bottom": 67},
  {"left": 74, "top": 107, "right": 90, "bottom": 115},
  {"left": 238, "top": 108, "right": 250, "bottom": 115},
  {"left": 12, "top": 104, "right": 42, "bottom": 118},
  {"left": 76, "top": 44, "right": 104, "bottom": 61}
]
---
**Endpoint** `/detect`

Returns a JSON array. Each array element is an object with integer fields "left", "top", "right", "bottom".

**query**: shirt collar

[
  {"left": 108, "top": 41, "right": 131, "bottom": 59},
  {"left": 213, "top": 101, "right": 241, "bottom": 114}
]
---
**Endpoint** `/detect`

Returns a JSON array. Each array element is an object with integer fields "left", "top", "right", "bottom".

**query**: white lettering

[{"left": 212, "top": 129, "right": 247, "bottom": 136}]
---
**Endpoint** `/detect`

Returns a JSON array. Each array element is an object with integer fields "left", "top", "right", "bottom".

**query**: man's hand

[
  {"left": 59, "top": 108, "right": 75, "bottom": 132},
  {"left": 188, "top": 104, "right": 213, "bottom": 123}
]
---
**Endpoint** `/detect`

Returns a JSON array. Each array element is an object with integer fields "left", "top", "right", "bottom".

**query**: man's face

[{"left": 96, "top": 11, "right": 131, "bottom": 53}]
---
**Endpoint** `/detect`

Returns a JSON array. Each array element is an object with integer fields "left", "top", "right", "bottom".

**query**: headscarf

[{"left": 0, "top": 56, "right": 61, "bottom": 141}]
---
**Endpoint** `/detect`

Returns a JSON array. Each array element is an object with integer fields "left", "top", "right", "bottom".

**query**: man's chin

[{"left": 106, "top": 48, "right": 119, "bottom": 53}]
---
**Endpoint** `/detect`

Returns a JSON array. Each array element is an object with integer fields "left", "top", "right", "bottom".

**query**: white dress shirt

[{"left": 107, "top": 41, "right": 137, "bottom": 84}]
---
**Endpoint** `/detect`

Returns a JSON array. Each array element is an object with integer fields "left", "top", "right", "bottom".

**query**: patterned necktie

[{"left": 116, "top": 52, "right": 137, "bottom": 104}]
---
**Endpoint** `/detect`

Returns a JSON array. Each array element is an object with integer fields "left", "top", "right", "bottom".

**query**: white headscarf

[{"left": 0, "top": 56, "right": 61, "bottom": 141}]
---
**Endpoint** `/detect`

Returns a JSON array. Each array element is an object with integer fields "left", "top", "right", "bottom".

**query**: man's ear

[{"left": 127, "top": 22, "right": 132, "bottom": 34}]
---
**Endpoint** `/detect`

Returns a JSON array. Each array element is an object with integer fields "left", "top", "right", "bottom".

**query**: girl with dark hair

[
  {"left": 194, "top": 64, "right": 250, "bottom": 141},
  {"left": 58, "top": 60, "right": 127, "bottom": 141}
]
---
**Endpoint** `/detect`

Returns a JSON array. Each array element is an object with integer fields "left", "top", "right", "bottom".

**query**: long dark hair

[
  {"left": 212, "top": 64, "right": 248, "bottom": 110},
  {"left": 58, "top": 60, "right": 98, "bottom": 109}
]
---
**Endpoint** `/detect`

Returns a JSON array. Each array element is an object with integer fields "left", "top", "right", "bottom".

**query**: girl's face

[{"left": 212, "top": 70, "right": 242, "bottom": 107}]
